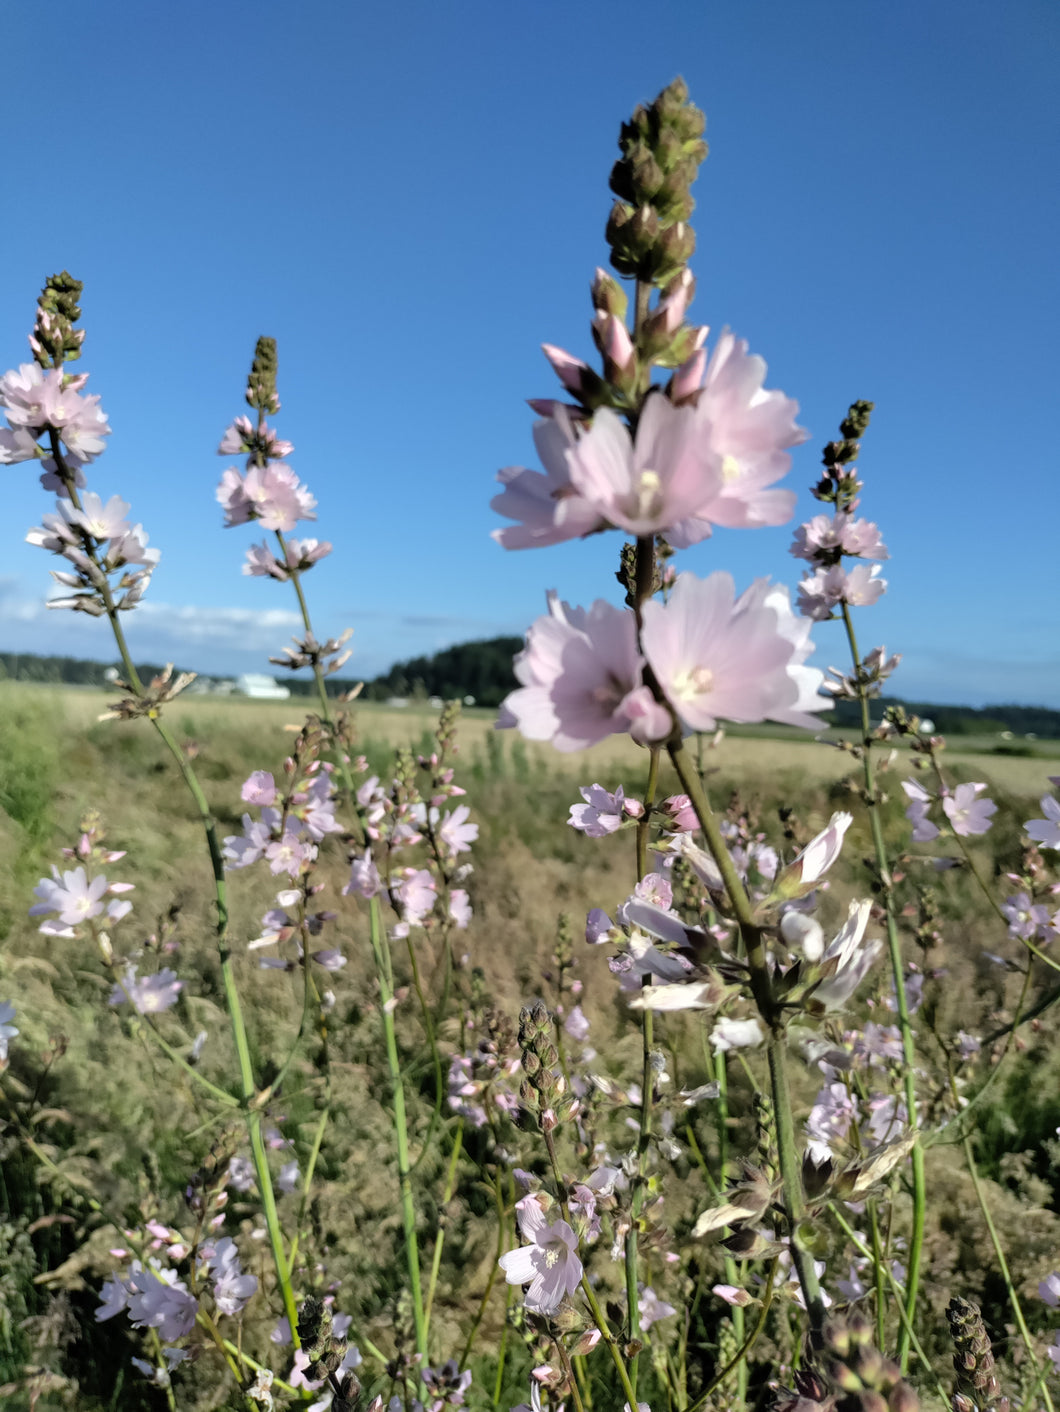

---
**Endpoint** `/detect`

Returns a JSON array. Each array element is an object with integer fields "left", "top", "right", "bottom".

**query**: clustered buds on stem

[
  {"left": 814, "top": 401, "right": 874, "bottom": 508},
  {"left": 246, "top": 335, "right": 281, "bottom": 415},
  {"left": 946, "top": 1297, "right": 1009, "bottom": 1412},
  {"left": 30, "top": 270, "right": 85, "bottom": 368},
  {"left": 607, "top": 77, "right": 706, "bottom": 289},
  {"left": 776, "top": 1314, "right": 920, "bottom": 1412},
  {"left": 518, "top": 1001, "right": 571, "bottom": 1129}
]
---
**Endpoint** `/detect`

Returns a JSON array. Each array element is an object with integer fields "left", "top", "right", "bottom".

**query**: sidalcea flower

[
  {"left": 942, "top": 783, "right": 996, "bottom": 837},
  {"left": 902, "top": 779, "right": 940, "bottom": 842},
  {"left": 491, "top": 406, "right": 606, "bottom": 549},
  {"left": 667, "top": 329, "right": 807, "bottom": 543},
  {"left": 498, "top": 593, "right": 670, "bottom": 752},
  {"left": 217, "top": 462, "right": 316, "bottom": 533},
  {"left": 498, "top": 1194, "right": 583, "bottom": 1313},
  {"left": 809, "top": 900, "right": 882, "bottom": 1012},
  {"left": 568, "top": 783, "right": 631, "bottom": 836},
  {"left": 797, "top": 564, "right": 887, "bottom": 620},
  {"left": 1025, "top": 793, "right": 1060, "bottom": 851},
  {"left": 790, "top": 513, "right": 889, "bottom": 563},
  {"left": 0, "top": 1000, "right": 18, "bottom": 1061},
  {"left": 640, "top": 571, "right": 829, "bottom": 734},
  {"left": 30, "top": 865, "right": 133, "bottom": 935},
  {"left": 0, "top": 363, "right": 111, "bottom": 460},
  {"left": 563, "top": 393, "right": 718, "bottom": 537},
  {"left": 109, "top": 966, "right": 183, "bottom": 1015},
  {"left": 96, "top": 1261, "right": 197, "bottom": 1342}
]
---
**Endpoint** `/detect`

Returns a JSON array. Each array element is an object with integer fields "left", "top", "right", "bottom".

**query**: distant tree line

[{"left": 3, "top": 645, "right": 1059, "bottom": 736}]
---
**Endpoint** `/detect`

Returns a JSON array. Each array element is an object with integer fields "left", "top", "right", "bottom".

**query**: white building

[{"left": 236, "top": 673, "right": 290, "bottom": 700}]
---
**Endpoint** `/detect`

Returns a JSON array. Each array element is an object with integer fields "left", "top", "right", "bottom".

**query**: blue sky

[{"left": 1, "top": 0, "right": 1057, "bottom": 706}]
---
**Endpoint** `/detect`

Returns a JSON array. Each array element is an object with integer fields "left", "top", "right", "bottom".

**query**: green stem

[
  {"left": 840, "top": 603, "right": 925, "bottom": 1368},
  {"left": 683, "top": 1255, "right": 779, "bottom": 1412},
  {"left": 960, "top": 1135, "right": 1054, "bottom": 1411},
  {"left": 667, "top": 738, "right": 826, "bottom": 1338},
  {"left": 369, "top": 893, "right": 428, "bottom": 1368},
  {"left": 424, "top": 1121, "right": 464, "bottom": 1328},
  {"left": 580, "top": 1274, "right": 639, "bottom": 1410}
]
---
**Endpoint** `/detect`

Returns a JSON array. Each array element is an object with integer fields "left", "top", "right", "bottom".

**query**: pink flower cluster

[
  {"left": 244, "top": 536, "right": 332, "bottom": 580},
  {"left": 96, "top": 1261, "right": 197, "bottom": 1342},
  {"left": 217, "top": 461, "right": 317, "bottom": 533},
  {"left": 223, "top": 767, "right": 341, "bottom": 878},
  {"left": 0, "top": 361, "right": 111, "bottom": 489},
  {"left": 902, "top": 778, "right": 996, "bottom": 840},
  {"left": 493, "top": 330, "right": 805, "bottom": 550},
  {"left": 30, "top": 864, "right": 134, "bottom": 937},
  {"left": 500, "top": 572, "right": 828, "bottom": 752},
  {"left": 791, "top": 502, "right": 889, "bottom": 623},
  {"left": 26, "top": 491, "right": 159, "bottom": 615}
]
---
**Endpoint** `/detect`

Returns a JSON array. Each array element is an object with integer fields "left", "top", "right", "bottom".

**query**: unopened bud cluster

[
  {"left": 822, "top": 1313, "right": 919, "bottom": 1412},
  {"left": 518, "top": 1002, "right": 571, "bottom": 1129},
  {"left": 606, "top": 76, "right": 707, "bottom": 289},
  {"left": 946, "top": 1297, "right": 1009, "bottom": 1412},
  {"left": 246, "top": 335, "right": 281, "bottom": 414},
  {"left": 297, "top": 1296, "right": 360, "bottom": 1404},
  {"left": 31, "top": 271, "right": 86, "bottom": 368},
  {"left": 813, "top": 401, "right": 874, "bottom": 508}
]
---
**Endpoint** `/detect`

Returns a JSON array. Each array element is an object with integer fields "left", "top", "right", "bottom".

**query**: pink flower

[
  {"left": 943, "top": 783, "right": 996, "bottom": 837},
  {"left": 244, "top": 542, "right": 288, "bottom": 580},
  {"left": 565, "top": 393, "right": 716, "bottom": 536},
  {"left": 499, "top": 593, "right": 670, "bottom": 752},
  {"left": 787, "top": 812, "right": 853, "bottom": 886},
  {"left": 395, "top": 868, "right": 437, "bottom": 926},
  {"left": 640, "top": 572, "right": 828, "bottom": 734},
  {"left": 797, "top": 564, "right": 887, "bottom": 620},
  {"left": 448, "top": 888, "right": 472, "bottom": 929},
  {"left": 791, "top": 513, "right": 889, "bottom": 563},
  {"left": 109, "top": 966, "right": 183, "bottom": 1014},
  {"left": 667, "top": 330, "right": 806, "bottom": 544},
  {"left": 902, "top": 779, "right": 940, "bottom": 842},
  {"left": 344, "top": 851, "right": 383, "bottom": 899},
  {"left": 491, "top": 406, "right": 606, "bottom": 550},
  {"left": 241, "top": 771, "right": 278, "bottom": 806},
  {"left": 31, "top": 866, "right": 109, "bottom": 931},
  {"left": 1026, "top": 794, "right": 1060, "bottom": 851},
  {"left": 810, "top": 900, "right": 882, "bottom": 1011},
  {"left": 217, "top": 462, "right": 316, "bottom": 532},
  {"left": 499, "top": 1195, "right": 583, "bottom": 1313},
  {"left": 438, "top": 805, "right": 478, "bottom": 857},
  {"left": 568, "top": 783, "right": 627, "bottom": 836}
]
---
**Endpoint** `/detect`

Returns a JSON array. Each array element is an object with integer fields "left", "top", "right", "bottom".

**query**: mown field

[{"left": 1, "top": 681, "right": 1059, "bottom": 1410}]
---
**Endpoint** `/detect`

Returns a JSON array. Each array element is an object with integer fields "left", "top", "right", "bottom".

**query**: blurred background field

[{"left": 2, "top": 681, "right": 1060, "bottom": 1408}]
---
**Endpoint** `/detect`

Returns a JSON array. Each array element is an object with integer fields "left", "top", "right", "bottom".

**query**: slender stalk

[
  {"left": 840, "top": 603, "right": 925, "bottom": 1366},
  {"left": 580, "top": 1274, "right": 640, "bottom": 1410},
  {"left": 683, "top": 1255, "right": 779, "bottom": 1412},
  {"left": 960, "top": 1135, "right": 1054, "bottom": 1411},
  {"left": 424, "top": 1121, "right": 464, "bottom": 1327},
  {"left": 369, "top": 892, "right": 429, "bottom": 1367},
  {"left": 667, "top": 737, "right": 826, "bottom": 1337}
]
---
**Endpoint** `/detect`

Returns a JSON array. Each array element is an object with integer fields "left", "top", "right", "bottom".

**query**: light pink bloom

[
  {"left": 788, "top": 812, "right": 853, "bottom": 886},
  {"left": 569, "top": 783, "right": 627, "bottom": 837},
  {"left": 942, "top": 783, "right": 996, "bottom": 837},
  {"left": 492, "top": 406, "right": 605, "bottom": 549},
  {"left": 284, "top": 537, "right": 332, "bottom": 571},
  {"left": 798, "top": 564, "right": 886, "bottom": 619},
  {"left": 710, "top": 1017, "right": 764, "bottom": 1052},
  {"left": 640, "top": 572, "right": 828, "bottom": 733},
  {"left": 0, "top": 1000, "right": 18, "bottom": 1061},
  {"left": 499, "top": 593, "right": 670, "bottom": 752},
  {"left": 565, "top": 394, "right": 717, "bottom": 536},
  {"left": 812, "top": 900, "right": 882, "bottom": 1011},
  {"left": 344, "top": 851, "right": 383, "bottom": 899},
  {"left": 1026, "top": 795, "right": 1060, "bottom": 851},
  {"left": 0, "top": 424, "right": 40, "bottom": 463},
  {"left": 498, "top": 1194, "right": 583, "bottom": 1313},
  {"left": 791, "top": 513, "right": 889, "bottom": 563},
  {"left": 68, "top": 492, "right": 130, "bottom": 541},
  {"left": 667, "top": 330, "right": 806, "bottom": 544},
  {"left": 1041, "top": 1273, "right": 1060, "bottom": 1308},
  {"left": 902, "top": 779, "right": 940, "bottom": 842},
  {"left": 109, "top": 966, "right": 183, "bottom": 1014},
  {"left": 217, "top": 462, "right": 316, "bottom": 533},
  {"left": 242, "top": 771, "right": 278, "bottom": 806},
  {"left": 638, "top": 1286, "right": 677, "bottom": 1330},
  {"left": 395, "top": 868, "right": 437, "bottom": 926},
  {"left": 449, "top": 888, "right": 472, "bottom": 929},
  {"left": 438, "top": 805, "right": 478, "bottom": 857},
  {"left": 244, "top": 542, "right": 288, "bottom": 580},
  {"left": 30, "top": 866, "right": 109, "bottom": 930}
]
